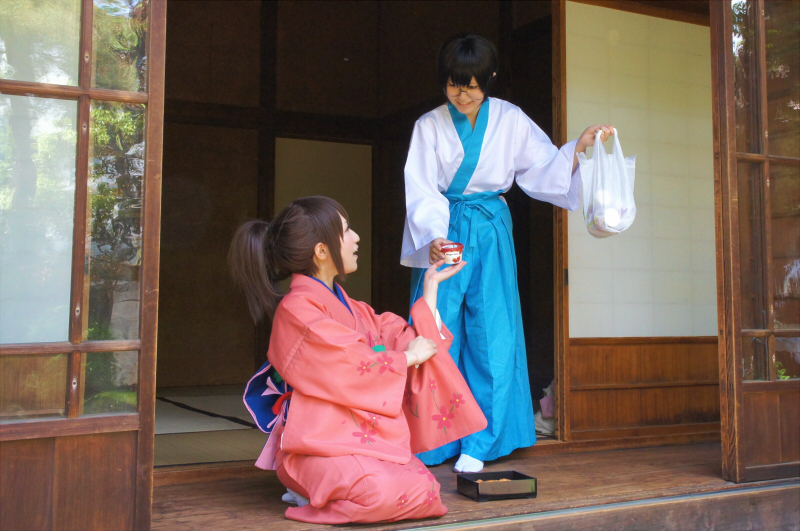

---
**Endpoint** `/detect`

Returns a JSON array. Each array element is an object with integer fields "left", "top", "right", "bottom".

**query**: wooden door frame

[
  {"left": 552, "top": 0, "right": 569, "bottom": 442},
  {"left": 0, "top": 0, "right": 167, "bottom": 526},
  {"left": 137, "top": 0, "right": 167, "bottom": 527},
  {"left": 709, "top": 0, "right": 740, "bottom": 484},
  {"left": 551, "top": 0, "right": 714, "bottom": 443},
  {"left": 710, "top": 0, "right": 800, "bottom": 483}
]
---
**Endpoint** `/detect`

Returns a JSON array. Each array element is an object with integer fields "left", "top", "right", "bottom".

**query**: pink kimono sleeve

[
  {"left": 270, "top": 300, "right": 409, "bottom": 418},
  {"left": 403, "top": 299, "right": 488, "bottom": 453}
]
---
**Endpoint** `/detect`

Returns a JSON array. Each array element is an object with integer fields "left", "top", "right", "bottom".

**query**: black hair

[{"left": 436, "top": 33, "right": 499, "bottom": 97}]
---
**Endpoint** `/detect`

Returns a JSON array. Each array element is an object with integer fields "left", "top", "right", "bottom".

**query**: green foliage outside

[{"left": 83, "top": 352, "right": 138, "bottom": 415}]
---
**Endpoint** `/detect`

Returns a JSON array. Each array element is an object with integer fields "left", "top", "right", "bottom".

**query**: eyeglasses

[{"left": 443, "top": 84, "right": 484, "bottom": 99}]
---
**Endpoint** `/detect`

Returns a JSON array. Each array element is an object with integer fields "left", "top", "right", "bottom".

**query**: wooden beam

[
  {"left": 552, "top": 0, "right": 569, "bottom": 443},
  {"left": 135, "top": 0, "right": 167, "bottom": 527},
  {"left": 711, "top": 0, "right": 742, "bottom": 483},
  {"left": 0, "top": 340, "right": 142, "bottom": 356},
  {"left": 163, "top": 99, "right": 377, "bottom": 144},
  {"left": 569, "top": 0, "right": 710, "bottom": 26},
  {"left": 69, "top": 94, "right": 90, "bottom": 345},
  {"left": 0, "top": 414, "right": 139, "bottom": 442},
  {"left": 153, "top": 461, "right": 267, "bottom": 488},
  {"left": 255, "top": 1, "right": 278, "bottom": 371},
  {"left": 741, "top": 379, "right": 800, "bottom": 394},
  {"left": 570, "top": 336, "right": 717, "bottom": 346},
  {"left": 0, "top": 79, "right": 149, "bottom": 104},
  {"left": 571, "top": 380, "right": 719, "bottom": 391}
]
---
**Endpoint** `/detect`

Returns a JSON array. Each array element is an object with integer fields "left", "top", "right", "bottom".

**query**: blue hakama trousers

[{"left": 410, "top": 193, "right": 537, "bottom": 465}]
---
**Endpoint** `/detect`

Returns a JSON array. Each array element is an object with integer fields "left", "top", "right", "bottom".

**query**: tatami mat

[
  {"left": 155, "top": 428, "right": 266, "bottom": 466},
  {"left": 166, "top": 395, "right": 254, "bottom": 424},
  {"left": 155, "top": 399, "right": 251, "bottom": 435}
]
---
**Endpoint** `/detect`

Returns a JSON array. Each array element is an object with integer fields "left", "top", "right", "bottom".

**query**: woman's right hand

[
  {"left": 429, "top": 237, "right": 453, "bottom": 264},
  {"left": 405, "top": 336, "right": 438, "bottom": 366}
]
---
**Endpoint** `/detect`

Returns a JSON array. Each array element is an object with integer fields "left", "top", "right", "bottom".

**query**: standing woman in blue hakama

[{"left": 401, "top": 33, "right": 613, "bottom": 472}]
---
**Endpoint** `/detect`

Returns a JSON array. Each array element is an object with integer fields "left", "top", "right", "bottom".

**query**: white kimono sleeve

[
  {"left": 401, "top": 117, "right": 451, "bottom": 268},
  {"left": 513, "top": 109, "right": 581, "bottom": 212}
]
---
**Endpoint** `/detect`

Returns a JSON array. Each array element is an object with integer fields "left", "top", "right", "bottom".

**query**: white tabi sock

[
  {"left": 453, "top": 453, "right": 484, "bottom": 473},
  {"left": 281, "top": 488, "right": 309, "bottom": 507}
]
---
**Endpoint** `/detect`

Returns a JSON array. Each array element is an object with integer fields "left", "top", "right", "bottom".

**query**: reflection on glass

[
  {"left": 771, "top": 164, "right": 800, "bottom": 329},
  {"left": 737, "top": 162, "right": 768, "bottom": 329},
  {"left": 92, "top": 0, "right": 150, "bottom": 92},
  {"left": 742, "top": 335, "right": 768, "bottom": 380},
  {"left": 85, "top": 101, "right": 145, "bottom": 341},
  {"left": 732, "top": 0, "right": 762, "bottom": 153},
  {"left": 0, "top": 354, "right": 68, "bottom": 422},
  {"left": 0, "top": 95, "right": 77, "bottom": 343},
  {"left": 0, "top": 0, "right": 81, "bottom": 85},
  {"left": 765, "top": 1, "right": 800, "bottom": 158},
  {"left": 83, "top": 351, "right": 138, "bottom": 415},
  {"left": 775, "top": 337, "right": 800, "bottom": 379}
]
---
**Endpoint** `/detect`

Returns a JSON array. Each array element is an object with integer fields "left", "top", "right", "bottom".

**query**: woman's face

[
  {"left": 339, "top": 214, "right": 360, "bottom": 274},
  {"left": 445, "top": 76, "right": 484, "bottom": 116}
]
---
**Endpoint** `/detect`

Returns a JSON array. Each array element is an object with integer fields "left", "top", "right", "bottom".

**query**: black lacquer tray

[{"left": 456, "top": 470, "right": 538, "bottom": 502}]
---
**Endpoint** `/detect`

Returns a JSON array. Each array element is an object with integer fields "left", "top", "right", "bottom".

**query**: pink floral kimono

[{"left": 246, "top": 274, "right": 486, "bottom": 524}]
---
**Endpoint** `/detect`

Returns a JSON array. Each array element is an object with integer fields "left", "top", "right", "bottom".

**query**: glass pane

[
  {"left": 0, "top": 95, "right": 77, "bottom": 343},
  {"left": 738, "top": 162, "right": 768, "bottom": 329},
  {"left": 83, "top": 350, "right": 138, "bottom": 415},
  {"left": 742, "top": 335, "right": 769, "bottom": 380},
  {"left": 85, "top": 101, "right": 145, "bottom": 340},
  {"left": 0, "top": 354, "right": 68, "bottom": 422},
  {"left": 771, "top": 164, "right": 800, "bottom": 329},
  {"left": 92, "top": 0, "right": 150, "bottom": 92},
  {"left": 732, "top": 0, "right": 762, "bottom": 153},
  {"left": 775, "top": 337, "right": 800, "bottom": 379},
  {"left": 765, "top": 0, "right": 800, "bottom": 158},
  {"left": 0, "top": 0, "right": 81, "bottom": 85}
]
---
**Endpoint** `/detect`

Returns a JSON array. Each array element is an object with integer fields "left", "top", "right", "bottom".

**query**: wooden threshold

[
  {"left": 153, "top": 461, "right": 264, "bottom": 488},
  {"left": 153, "top": 443, "right": 798, "bottom": 530},
  {"left": 153, "top": 430, "right": 720, "bottom": 487}
]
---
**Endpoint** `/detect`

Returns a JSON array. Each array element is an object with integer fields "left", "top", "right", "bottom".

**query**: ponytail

[
  {"left": 229, "top": 196, "right": 351, "bottom": 322},
  {"left": 228, "top": 220, "right": 283, "bottom": 322}
]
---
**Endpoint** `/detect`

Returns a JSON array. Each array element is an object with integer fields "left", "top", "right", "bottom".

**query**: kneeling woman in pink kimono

[{"left": 230, "top": 196, "right": 487, "bottom": 524}]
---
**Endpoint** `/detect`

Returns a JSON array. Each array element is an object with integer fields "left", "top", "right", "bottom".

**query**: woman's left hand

[
  {"left": 577, "top": 124, "right": 615, "bottom": 153},
  {"left": 424, "top": 259, "right": 467, "bottom": 285},
  {"left": 420, "top": 259, "right": 467, "bottom": 317}
]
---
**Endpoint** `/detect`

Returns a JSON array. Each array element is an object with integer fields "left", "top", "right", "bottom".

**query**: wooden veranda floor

[{"left": 152, "top": 443, "right": 799, "bottom": 530}]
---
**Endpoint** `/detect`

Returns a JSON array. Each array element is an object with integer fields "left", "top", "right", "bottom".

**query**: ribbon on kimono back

[{"left": 243, "top": 360, "right": 292, "bottom": 470}]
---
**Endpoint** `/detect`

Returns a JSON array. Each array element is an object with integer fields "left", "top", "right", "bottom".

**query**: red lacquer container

[{"left": 441, "top": 243, "right": 464, "bottom": 265}]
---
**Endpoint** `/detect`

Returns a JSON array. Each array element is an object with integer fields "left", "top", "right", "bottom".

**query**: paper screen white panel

[
  {"left": 566, "top": 2, "right": 716, "bottom": 338},
  {"left": 275, "top": 138, "right": 373, "bottom": 303},
  {"left": 0, "top": 95, "right": 77, "bottom": 343}
]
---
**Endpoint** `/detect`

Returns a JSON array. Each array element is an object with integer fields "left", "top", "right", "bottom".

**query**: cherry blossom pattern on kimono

[{"left": 405, "top": 377, "right": 466, "bottom": 436}]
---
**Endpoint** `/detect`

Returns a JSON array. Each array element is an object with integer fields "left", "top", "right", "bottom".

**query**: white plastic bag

[{"left": 577, "top": 128, "right": 636, "bottom": 238}]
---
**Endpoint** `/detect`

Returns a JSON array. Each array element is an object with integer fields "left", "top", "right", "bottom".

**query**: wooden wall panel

[
  {"left": 567, "top": 339, "right": 720, "bottom": 441},
  {"left": 742, "top": 390, "right": 800, "bottom": 469},
  {"left": 779, "top": 390, "right": 800, "bottom": 464},
  {"left": 570, "top": 386, "right": 720, "bottom": 432},
  {"left": 157, "top": 123, "right": 258, "bottom": 388},
  {"left": 0, "top": 355, "right": 68, "bottom": 420},
  {"left": 0, "top": 438, "right": 54, "bottom": 531},
  {"left": 165, "top": 0, "right": 261, "bottom": 107},
  {"left": 371, "top": 139, "right": 413, "bottom": 316},
  {"left": 277, "top": 1, "right": 378, "bottom": 118},
  {"left": 741, "top": 392, "right": 782, "bottom": 467},
  {"left": 52, "top": 432, "right": 136, "bottom": 530},
  {"left": 510, "top": 14, "right": 556, "bottom": 396},
  {"left": 378, "top": 1, "right": 500, "bottom": 117},
  {"left": 570, "top": 339, "right": 719, "bottom": 387}
]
